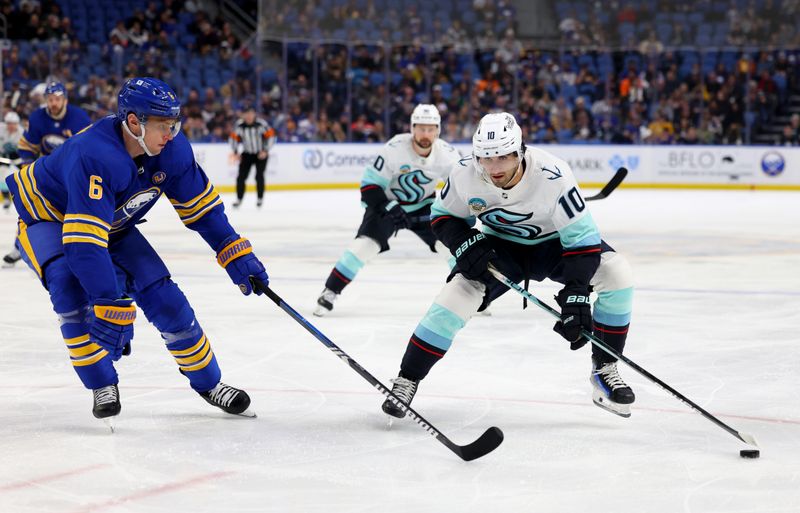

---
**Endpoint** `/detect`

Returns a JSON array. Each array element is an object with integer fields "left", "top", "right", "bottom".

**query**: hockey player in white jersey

[
  {"left": 315, "top": 104, "right": 462, "bottom": 316},
  {"left": 381, "top": 112, "right": 636, "bottom": 418}
]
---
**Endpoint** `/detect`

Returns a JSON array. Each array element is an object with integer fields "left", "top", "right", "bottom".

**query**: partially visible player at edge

[
  {"left": 314, "top": 104, "right": 462, "bottom": 316},
  {"left": 4, "top": 77, "right": 269, "bottom": 426},
  {"left": 381, "top": 112, "right": 637, "bottom": 420},
  {"left": 4, "top": 82, "right": 91, "bottom": 267}
]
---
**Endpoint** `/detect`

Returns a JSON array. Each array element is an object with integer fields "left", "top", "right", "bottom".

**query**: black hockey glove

[
  {"left": 383, "top": 201, "right": 410, "bottom": 233},
  {"left": 553, "top": 287, "right": 592, "bottom": 350},
  {"left": 453, "top": 230, "right": 498, "bottom": 282}
]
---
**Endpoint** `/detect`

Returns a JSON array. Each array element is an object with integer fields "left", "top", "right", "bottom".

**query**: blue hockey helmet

[
  {"left": 45, "top": 81, "right": 67, "bottom": 97},
  {"left": 117, "top": 77, "right": 181, "bottom": 124}
]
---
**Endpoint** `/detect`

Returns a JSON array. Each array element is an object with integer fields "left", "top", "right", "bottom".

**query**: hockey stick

[
  {"left": 585, "top": 167, "right": 628, "bottom": 201},
  {"left": 486, "top": 266, "right": 758, "bottom": 448},
  {"left": 252, "top": 281, "right": 504, "bottom": 461}
]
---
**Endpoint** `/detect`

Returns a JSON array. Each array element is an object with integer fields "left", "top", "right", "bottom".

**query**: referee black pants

[{"left": 236, "top": 153, "right": 268, "bottom": 200}]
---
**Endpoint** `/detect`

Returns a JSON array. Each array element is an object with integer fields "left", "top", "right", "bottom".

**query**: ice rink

[{"left": 1, "top": 187, "right": 799, "bottom": 513}]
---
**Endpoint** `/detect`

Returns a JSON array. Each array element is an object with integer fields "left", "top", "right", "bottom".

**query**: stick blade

[
  {"left": 738, "top": 431, "right": 759, "bottom": 448},
  {"left": 453, "top": 427, "right": 504, "bottom": 461}
]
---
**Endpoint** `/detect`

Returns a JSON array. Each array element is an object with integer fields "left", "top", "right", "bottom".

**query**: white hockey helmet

[
  {"left": 472, "top": 112, "right": 525, "bottom": 184},
  {"left": 4, "top": 111, "right": 20, "bottom": 124},
  {"left": 410, "top": 103, "right": 441, "bottom": 134}
]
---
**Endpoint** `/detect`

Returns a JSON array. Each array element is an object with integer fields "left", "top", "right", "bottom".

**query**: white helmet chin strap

[{"left": 121, "top": 120, "right": 157, "bottom": 156}]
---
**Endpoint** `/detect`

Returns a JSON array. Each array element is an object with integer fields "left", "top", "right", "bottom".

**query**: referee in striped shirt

[{"left": 229, "top": 106, "right": 276, "bottom": 207}]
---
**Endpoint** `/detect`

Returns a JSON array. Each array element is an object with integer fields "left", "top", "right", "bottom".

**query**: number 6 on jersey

[{"left": 89, "top": 175, "right": 103, "bottom": 200}]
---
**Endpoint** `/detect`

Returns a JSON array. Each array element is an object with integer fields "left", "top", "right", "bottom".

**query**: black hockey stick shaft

[
  {"left": 487, "top": 266, "right": 758, "bottom": 448},
  {"left": 585, "top": 167, "right": 628, "bottom": 201},
  {"left": 252, "top": 281, "right": 504, "bottom": 461}
]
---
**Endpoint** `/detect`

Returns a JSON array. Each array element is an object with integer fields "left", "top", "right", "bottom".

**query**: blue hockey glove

[
  {"left": 216, "top": 236, "right": 269, "bottom": 295},
  {"left": 383, "top": 201, "right": 410, "bottom": 233},
  {"left": 90, "top": 297, "right": 136, "bottom": 361},
  {"left": 553, "top": 287, "right": 592, "bottom": 350}
]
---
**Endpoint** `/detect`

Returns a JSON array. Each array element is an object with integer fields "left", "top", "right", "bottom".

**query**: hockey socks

[{"left": 164, "top": 323, "right": 221, "bottom": 392}]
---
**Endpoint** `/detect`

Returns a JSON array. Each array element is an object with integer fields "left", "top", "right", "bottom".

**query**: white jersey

[
  {"left": 0, "top": 122, "right": 22, "bottom": 152},
  {"left": 0, "top": 123, "right": 22, "bottom": 188},
  {"left": 432, "top": 146, "right": 601, "bottom": 248},
  {"left": 361, "top": 133, "right": 461, "bottom": 212}
]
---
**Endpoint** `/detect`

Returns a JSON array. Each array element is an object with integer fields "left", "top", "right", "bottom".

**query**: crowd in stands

[{"left": 2, "top": 0, "right": 799, "bottom": 146}]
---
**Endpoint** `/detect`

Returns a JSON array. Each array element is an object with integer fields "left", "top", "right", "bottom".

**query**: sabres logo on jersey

[
  {"left": 468, "top": 197, "right": 488, "bottom": 213},
  {"left": 152, "top": 171, "right": 167, "bottom": 185},
  {"left": 112, "top": 187, "right": 161, "bottom": 229},
  {"left": 41, "top": 133, "right": 68, "bottom": 154}
]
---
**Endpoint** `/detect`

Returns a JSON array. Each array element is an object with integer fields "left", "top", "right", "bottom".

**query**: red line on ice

[{"left": 0, "top": 463, "right": 111, "bottom": 492}]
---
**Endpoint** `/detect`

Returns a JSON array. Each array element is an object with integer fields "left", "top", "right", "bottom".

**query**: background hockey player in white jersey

[
  {"left": 381, "top": 112, "right": 637, "bottom": 419},
  {"left": 314, "top": 104, "right": 462, "bottom": 316},
  {"left": 1, "top": 111, "right": 23, "bottom": 267}
]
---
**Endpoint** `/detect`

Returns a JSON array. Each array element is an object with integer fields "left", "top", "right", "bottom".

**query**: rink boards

[{"left": 196, "top": 142, "right": 800, "bottom": 191}]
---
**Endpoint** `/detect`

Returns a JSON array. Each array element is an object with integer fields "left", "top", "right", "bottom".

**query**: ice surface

[{"left": 1, "top": 188, "right": 798, "bottom": 512}]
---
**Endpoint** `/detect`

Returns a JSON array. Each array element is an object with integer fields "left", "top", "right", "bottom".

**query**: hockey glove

[
  {"left": 383, "top": 201, "right": 410, "bottom": 233},
  {"left": 216, "top": 235, "right": 270, "bottom": 295},
  {"left": 553, "top": 287, "right": 592, "bottom": 350},
  {"left": 90, "top": 298, "right": 136, "bottom": 361},
  {"left": 453, "top": 230, "right": 498, "bottom": 282}
]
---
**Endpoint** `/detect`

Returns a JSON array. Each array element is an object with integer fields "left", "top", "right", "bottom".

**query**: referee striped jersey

[{"left": 230, "top": 118, "right": 276, "bottom": 155}]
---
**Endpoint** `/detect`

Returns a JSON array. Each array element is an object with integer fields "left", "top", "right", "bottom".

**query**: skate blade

[
  {"left": 312, "top": 307, "right": 330, "bottom": 317},
  {"left": 385, "top": 415, "right": 394, "bottom": 430},
  {"left": 235, "top": 408, "right": 257, "bottom": 418},
  {"left": 101, "top": 416, "right": 116, "bottom": 433},
  {"left": 592, "top": 394, "right": 632, "bottom": 418}
]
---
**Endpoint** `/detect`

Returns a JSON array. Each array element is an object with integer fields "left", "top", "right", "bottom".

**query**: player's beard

[{"left": 413, "top": 136, "right": 432, "bottom": 149}]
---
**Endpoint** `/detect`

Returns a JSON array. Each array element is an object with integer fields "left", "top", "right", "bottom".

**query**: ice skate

[
  {"left": 199, "top": 382, "right": 255, "bottom": 417},
  {"left": 590, "top": 358, "right": 635, "bottom": 418},
  {"left": 92, "top": 384, "right": 121, "bottom": 432},
  {"left": 2, "top": 248, "right": 21, "bottom": 268},
  {"left": 381, "top": 373, "right": 419, "bottom": 425},
  {"left": 232, "top": 199, "right": 242, "bottom": 208},
  {"left": 313, "top": 288, "right": 338, "bottom": 317}
]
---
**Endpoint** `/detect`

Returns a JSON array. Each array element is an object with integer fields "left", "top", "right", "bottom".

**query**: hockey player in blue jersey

[
  {"left": 5, "top": 77, "right": 269, "bottom": 426},
  {"left": 4, "top": 82, "right": 92, "bottom": 267},
  {"left": 17, "top": 81, "right": 92, "bottom": 163}
]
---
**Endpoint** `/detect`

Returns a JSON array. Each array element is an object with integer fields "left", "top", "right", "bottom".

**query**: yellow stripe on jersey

[
  {"left": 169, "top": 335, "right": 207, "bottom": 357},
  {"left": 19, "top": 165, "right": 56, "bottom": 221},
  {"left": 180, "top": 196, "right": 222, "bottom": 225},
  {"left": 170, "top": 181, "right": 212, "bottom": 208},
  {"left": 17, "top": 135, "right": 40, "bottom": 154},
  {"left": 63, "top": 222, "right": 110, "bottom": 242},
  {"left": 12, "top": 168, "right": 38, "bottom": 220},
  {"left": 63, "top": 214, "right": 112, "bottom": 230},
  {"left": 16, "top": 219, "right": 41, "bottom": 278},
  {"left": 71, "top": 349, "right": 109, "bottom": 367},
  {"left": 62, "top": 235, "right": 109, "bottom": 248},
  {"left": 173, "top": 188, "right": 219, "bottom": 217},
  {"left": 26, "top": 162, "right": 64, "bottom": 221}
]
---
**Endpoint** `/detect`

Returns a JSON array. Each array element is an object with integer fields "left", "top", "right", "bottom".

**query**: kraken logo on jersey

[
  {"left": 391, "top": 170, "right": 432, "bottom": 204},
  {"left": 41, "top": 133, "right": 68, "bottom": 154},
  {"left": 478, "top": 208, "right": 542, "bottom": 240},
  {"left": 112, "top": 187, "right": 161, "bottom": 229}
]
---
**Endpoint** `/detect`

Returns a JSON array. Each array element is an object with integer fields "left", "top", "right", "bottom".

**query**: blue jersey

[
  {"left": 18, "top": 104, "right": 92, "bottom": 163},
  {"left": 6, "top": 116, "right": 235, "bottom": 299}
]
